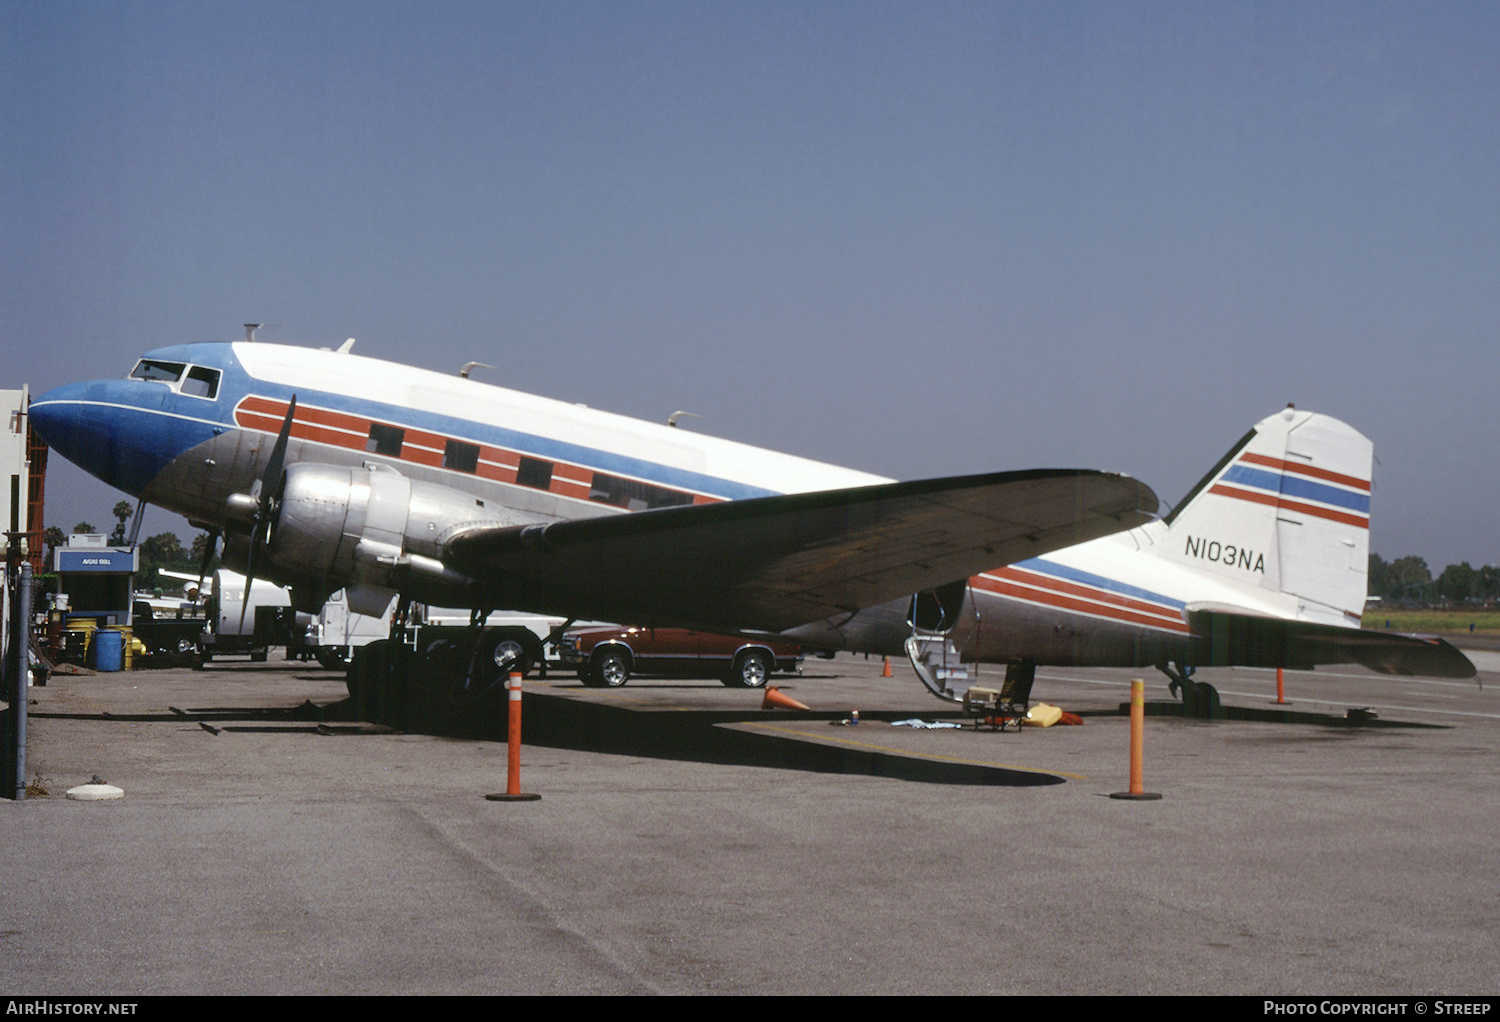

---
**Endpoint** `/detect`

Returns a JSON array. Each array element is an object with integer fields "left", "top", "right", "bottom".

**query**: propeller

[{"left": 239, "top": 395, "right": 297, "bottom": 631}]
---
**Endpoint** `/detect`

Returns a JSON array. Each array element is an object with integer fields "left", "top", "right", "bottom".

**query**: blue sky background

[{"left": 4, "top": 1, "right": 1496, "bottom": 571}]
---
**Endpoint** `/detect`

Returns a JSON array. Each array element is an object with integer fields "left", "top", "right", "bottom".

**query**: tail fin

[{"left": 1157, "top": 407, "right": 1372, "bottom": 626}]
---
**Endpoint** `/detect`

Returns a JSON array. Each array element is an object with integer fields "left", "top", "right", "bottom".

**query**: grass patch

[{"left": 1362, "top": 609, "right": 1500, "bottom": 633}]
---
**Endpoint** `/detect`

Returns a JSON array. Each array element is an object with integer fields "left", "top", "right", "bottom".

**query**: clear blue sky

[{"left": 4, "top": 1, "right": 1496, "bottom": 571}]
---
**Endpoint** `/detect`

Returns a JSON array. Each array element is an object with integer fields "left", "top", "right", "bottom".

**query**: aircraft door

[{"left": 905, "top": 579, "right": 977, "bottom": 702}]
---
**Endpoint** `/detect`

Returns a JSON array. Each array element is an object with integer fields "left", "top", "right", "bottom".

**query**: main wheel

[
  {"left": 315, "top": 645, "right": 352, "bottom": 670},
  {"left": 725, "top": 650, "right": 772, "bottom": 689}
]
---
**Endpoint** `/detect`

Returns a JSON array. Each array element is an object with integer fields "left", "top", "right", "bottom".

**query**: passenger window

[
  {"left": 130, "top": 359, "right": 185, "bottom": 383},
  {"left": 516, "top": 456, "right": 553, "bottom": 491},
  {"left": 182, "top": 366, "right": 221, "bottom": 399},
  {"left": 589, "top": 472, "right": 693, "bottom": 510},
  {"left": 444, "top": 439, "right": 480, "bottom": 474},
  {"left": 366, "top": 423, "right": 405, "bottom": 456}
]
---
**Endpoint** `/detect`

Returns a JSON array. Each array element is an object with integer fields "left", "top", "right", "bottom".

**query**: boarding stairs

[{"left": 904, "top": 632, "right": 973, "bottom": 703}]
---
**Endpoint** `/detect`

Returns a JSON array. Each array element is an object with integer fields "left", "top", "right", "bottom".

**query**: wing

[
  {"left": 445, "top": 469, "right": 1158, "bottom": 632},
  {"left": 1188, "top": 610, "right": 1477, "bottom": 678}
]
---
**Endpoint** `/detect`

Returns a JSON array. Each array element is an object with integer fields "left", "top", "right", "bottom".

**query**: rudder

[{"left": 1158, "top": 407, "right": 1372, "bottom": 626}]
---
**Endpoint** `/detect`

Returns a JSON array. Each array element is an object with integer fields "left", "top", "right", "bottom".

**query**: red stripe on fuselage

[
  {"left": 972, "top": 567, "right": 1191, "bottom": 634},
  {"left": 1238, "top": 452, "right": 1370, "bottom": 492},
  {"left": 232, "top": 394, "right": 722, "bottom": 509}
]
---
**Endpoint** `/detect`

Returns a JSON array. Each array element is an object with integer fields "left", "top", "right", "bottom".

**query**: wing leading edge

[{"left": 445, "top": 469, "right": 1159, "bottom": 633}]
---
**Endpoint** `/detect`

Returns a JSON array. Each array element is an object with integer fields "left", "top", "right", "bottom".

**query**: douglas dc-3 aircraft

[{"left": 30, "top": 336, "right": 1473, "bottom": 716}]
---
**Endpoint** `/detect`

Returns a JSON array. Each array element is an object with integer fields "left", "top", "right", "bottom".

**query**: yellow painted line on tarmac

[{"left": 730, "top": 721, "right": 1089, "bottom": 780}]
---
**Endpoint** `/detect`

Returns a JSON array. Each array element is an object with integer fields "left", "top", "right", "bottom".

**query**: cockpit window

[
  {"left": 182, "top": 366, "right": 221, "bottom": 399},
  {"left": 127, "top": 359, "right": 221, "bottom": 400},
  {"left": 130, "top": 359, "right": 186, "bottom": 383}
]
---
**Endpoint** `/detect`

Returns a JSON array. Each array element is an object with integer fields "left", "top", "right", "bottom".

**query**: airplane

[{"left": 28, "top": 335, "right": 1473, "bottom": 718}]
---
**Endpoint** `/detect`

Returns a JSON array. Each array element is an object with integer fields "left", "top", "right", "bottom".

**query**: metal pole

[{"left": 3, "top": 563, "right": 29, "bottom": 799}]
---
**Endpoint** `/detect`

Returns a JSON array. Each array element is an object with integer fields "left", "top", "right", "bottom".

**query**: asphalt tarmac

[{"left": 3, "top": 647, "right": 1498, "bottom": 996}]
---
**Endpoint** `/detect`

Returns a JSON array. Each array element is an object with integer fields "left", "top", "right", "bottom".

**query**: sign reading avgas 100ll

[{"left": 55, "top": 549, "right": 139, "bottom": 573}]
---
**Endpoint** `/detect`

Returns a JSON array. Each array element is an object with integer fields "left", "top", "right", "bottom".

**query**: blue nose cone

[{"left": 30, "top": 379, "right": 176, "bottom": 497}]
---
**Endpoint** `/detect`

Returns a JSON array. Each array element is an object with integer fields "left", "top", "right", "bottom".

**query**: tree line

[{"left": 1368, "top": 555, "right": 1500, "bottom": 607}]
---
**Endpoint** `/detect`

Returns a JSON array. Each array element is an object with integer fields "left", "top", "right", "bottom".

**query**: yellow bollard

[{"left": 1110, "top": 678, "right": 1161, "bottom": 800}]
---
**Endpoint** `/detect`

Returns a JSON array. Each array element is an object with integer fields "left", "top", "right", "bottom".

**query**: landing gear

[
  {"left": 346, "top": 621, "right": 543, "bottom": 728},
  {"left": 1158, "top": 661, "right": 1222, "bottom": 719},
  {"left": 346, "top": 638, "right": 413, "bottom": 727}
]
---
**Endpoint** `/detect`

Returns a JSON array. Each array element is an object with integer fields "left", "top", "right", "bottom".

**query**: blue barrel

[{"left": 93, "top": 629, "right": 124, "bottom": 672}]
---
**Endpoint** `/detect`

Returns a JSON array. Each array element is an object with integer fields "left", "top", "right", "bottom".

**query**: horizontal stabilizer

[
  {"left": 1187, "top": 610, "right": 1477, "bottom": 678},
  {"left": 446, "top": 469, "right": 1157, "bottom": 633}
]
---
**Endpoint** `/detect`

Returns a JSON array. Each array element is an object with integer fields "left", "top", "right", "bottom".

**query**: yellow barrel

[{"left": 66, "top": 617, "right": 99, "bottom": 664}]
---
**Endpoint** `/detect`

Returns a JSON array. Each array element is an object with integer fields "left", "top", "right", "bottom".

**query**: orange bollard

[
  {"left": 1111, "top": 678, "right": 1161, "bottom": 800},
  {"left": 486, "top": 671, "right": 541, "bottom": 802},
  {"left": 1275, "top": 666, "right": 1287, "bottom": 705},
  {"left": 881, "top": 657, "right": 892, "bottom": 677}
]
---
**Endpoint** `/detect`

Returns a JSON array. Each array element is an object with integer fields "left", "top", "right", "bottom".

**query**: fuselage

[
  {"left": 31, "top": 341, "right": 888, "bottom": 526},
  {"left": 29, "top": 340, "right": 1338, "bottom": 672}
]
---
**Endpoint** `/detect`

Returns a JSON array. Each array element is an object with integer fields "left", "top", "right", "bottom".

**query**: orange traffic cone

[
  {"left": 762, "top": 686, "right": 810, "bottom": 711},
  {"left": 881, "top": 657, "right": 892, "bottom": 677}
]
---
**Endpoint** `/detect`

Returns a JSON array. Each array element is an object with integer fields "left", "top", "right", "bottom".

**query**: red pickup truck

[{"left": 559, "top": 626, "right": 802, "bottom": 689}]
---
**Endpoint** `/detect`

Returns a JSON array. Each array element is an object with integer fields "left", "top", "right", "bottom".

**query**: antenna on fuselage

[
  {"left": 460, "top": 362, "right": 495, "bottom": 379},
  {"left": 667, "top": 411, "right": 702, "bottom": 428},
  {"left": 245, "top": 323, "right": 261, "bottom": 343}
]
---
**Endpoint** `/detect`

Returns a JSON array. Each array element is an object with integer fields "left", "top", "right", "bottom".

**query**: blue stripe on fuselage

[{"left": 1220, "top": 464, "right": 1370, "bottom": 515}]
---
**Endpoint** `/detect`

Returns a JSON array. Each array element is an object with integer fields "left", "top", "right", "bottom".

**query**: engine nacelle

[{"left": 264, "top": 462, "right": 528, "bottom": 605}]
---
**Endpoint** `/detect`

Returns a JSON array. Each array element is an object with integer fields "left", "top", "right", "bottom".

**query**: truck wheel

[
  {"left": 488, "top": 637, "right": 530, "bottom": 679},
  {"left": 725, "top": 650, "right": 772, "bottom": 688},
  {"left": 590, "top": 649, "right": 631, "bottom": 688},
  {"left": 481, "top": 628, "right": 539, "bottom": 681}
]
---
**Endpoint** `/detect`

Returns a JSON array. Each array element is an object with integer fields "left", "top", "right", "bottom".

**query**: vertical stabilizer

[{"left": 1158, "top": 407, "right": 1372, "bottom": 626}]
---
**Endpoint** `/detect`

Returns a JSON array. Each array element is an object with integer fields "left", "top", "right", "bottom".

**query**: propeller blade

[
  {"left": 261, "top": 395, "right": 297, "bottom": 507},
  {"left": 194, "top": 529, "right": 219, "bottom": 601},
  {"left": 240, "top": 396, "right": 297, "bottom": 634},
  {"left": 238, "top": 543, "right": 255, "bottom": 633}
]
